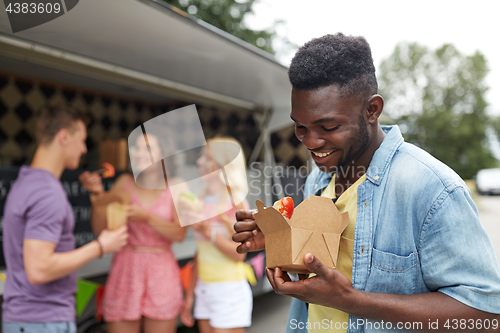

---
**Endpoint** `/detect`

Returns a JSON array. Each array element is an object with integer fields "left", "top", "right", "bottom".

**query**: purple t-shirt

[{"left": 2, "top": 166, "right": 76, "bottom": 323}]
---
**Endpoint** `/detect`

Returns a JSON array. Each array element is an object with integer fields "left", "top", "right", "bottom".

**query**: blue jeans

[{"left": 2, "top": 322, "right": 76, "bottom": 333}]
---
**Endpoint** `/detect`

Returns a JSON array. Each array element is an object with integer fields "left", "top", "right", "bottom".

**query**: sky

[{"left": 246, "top": 0, "right": 500, "bottom": 115}]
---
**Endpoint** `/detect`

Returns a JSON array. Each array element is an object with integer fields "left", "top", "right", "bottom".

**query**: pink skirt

[{"left": 103, "top": 248, "right": 183, "bottom": 322}]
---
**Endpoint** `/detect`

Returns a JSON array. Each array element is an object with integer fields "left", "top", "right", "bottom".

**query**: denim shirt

[{"left": 286, "top": 125, "right": 500, "bottom": 333}]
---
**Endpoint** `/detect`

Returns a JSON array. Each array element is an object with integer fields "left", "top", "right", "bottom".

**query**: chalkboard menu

[{"left": 0, "top": 167, "right": 119, "bottom": 268}]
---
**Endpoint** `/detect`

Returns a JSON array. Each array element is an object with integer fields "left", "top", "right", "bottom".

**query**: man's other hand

[
  {"left": 98, "top": 225, "right": 128, "bottom": 254},
  {"left": 232, "top": 209, "right": 265, "bottom": 254},
  {"left": 266, "top": 253, "right": 357, "bottom": 312}
]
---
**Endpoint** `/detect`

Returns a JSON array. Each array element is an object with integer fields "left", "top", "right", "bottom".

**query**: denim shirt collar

[
  {"left": 310, "top": 125, "right": 403, "bottom": 193},
  {"left": 365, "top": 125, "right": 404, "bottom": 185}
]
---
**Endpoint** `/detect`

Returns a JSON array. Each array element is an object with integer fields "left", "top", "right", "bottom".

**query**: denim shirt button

[
  {"left": 361, "top": 246, "right": 365, "bottom": 255},
  {"left": 374, "top": 175, "right": 379, "bottom": 181},
  {"left": 364, "top": 200, "right": 367, "bottom": 209}
]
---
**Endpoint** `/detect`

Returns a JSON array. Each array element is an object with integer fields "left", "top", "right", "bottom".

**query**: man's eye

[
  {"left": 323, "top": 126, "right": 339, "bottom": 132},
  {"left": 295, "top": 124, "right": 305, "bottom": 129}
]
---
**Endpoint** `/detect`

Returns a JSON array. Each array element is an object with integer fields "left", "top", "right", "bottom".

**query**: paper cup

[{"left": 106, "top": 202, "right": 127, "bottom": 230}]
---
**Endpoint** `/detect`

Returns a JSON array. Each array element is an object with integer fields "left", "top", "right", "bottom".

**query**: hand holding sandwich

[{"left": 97, "top": 226, "right": 129, "bottom": 255}]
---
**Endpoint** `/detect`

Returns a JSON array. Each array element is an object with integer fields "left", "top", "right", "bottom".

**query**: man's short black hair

[{"left": 288, "top": 33, "right": 378, "bottom": 99}]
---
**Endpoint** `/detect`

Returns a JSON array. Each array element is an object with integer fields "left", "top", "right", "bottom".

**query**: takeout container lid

[{"left": 254, "top": 195, "right": 349, "bottom": 274}]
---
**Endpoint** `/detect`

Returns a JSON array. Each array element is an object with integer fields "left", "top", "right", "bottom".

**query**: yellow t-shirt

[
  {"left": 196, "top": 198, "right": 255, "bottom": 284},
  {"left": 307, "top": 174, "right": 366, "bottom": 332}
]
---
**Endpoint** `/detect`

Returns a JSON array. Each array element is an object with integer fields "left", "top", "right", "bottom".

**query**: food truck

[{"left": 0, "top": 0, "right": 311, "bottom": 330}]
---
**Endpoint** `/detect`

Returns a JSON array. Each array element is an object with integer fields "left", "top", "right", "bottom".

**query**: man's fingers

[
  {"left": 275, "top": 267, "right": 292, "bottom": 283},
  {"left": 266, "top": 268, "right": 277, "bottom": 292},
  {"left": 268, "top": 267, "right": 307, "bottom": 297},
  {"left": 232, "top": 230, "right": 254, "bottom": 243},
  {"left": 303, "top": 253, "right": 329, "bottom": 278},
  {"left": 116, "top": 225, "right": 128, "bottom": 234},
  {"left": 236, "top": 243, "right": 249, "bottom": 254},
  {"left": 235, "top": 209, "right": 256, "bottom": 221},
  {"left": 233, "top": 220, "right": 257, "bottom": 232},
  {"left": 235, "top": 238, "right": 256, "bottom": 254}
]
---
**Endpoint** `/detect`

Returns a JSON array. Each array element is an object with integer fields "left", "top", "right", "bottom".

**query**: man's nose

[{"left": 300, "top": 131, "right": 324, "bottom": 150}]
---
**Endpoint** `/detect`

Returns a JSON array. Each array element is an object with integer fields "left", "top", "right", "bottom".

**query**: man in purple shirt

[{"left": 2, "top": 105, "right": 128, "bottom": 333}]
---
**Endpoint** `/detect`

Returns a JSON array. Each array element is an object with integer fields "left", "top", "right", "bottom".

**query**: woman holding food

[
  {"left": 79, "top": 131, "right": 186, "bottom": 333},
  {"left": 180, "top": 137, "right": 253, "bottom": 333}
]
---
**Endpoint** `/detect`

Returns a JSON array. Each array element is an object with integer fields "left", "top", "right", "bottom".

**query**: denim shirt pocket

[{"left": 365, "top": 248, "right": 418, "bottom": 295}]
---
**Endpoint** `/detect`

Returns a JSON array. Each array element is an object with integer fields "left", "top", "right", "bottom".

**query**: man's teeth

[{"left": 313, "top": 151, "right": 333, "bottom": 157}]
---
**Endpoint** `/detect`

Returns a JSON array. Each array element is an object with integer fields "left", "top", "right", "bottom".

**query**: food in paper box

[
  {"left": 106, "top": 202, "right": 127, "bottom": 230},
  {"left": 178, "top": 192, "right": 203, "bottom": 213},
  {"left": 254, "top": 195, "right": 349, "bottom": 274},
  {"left": 273, "top": 197, "right": 294, "bottom": 219}
]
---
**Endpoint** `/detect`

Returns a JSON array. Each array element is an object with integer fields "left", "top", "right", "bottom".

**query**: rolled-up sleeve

[{"left": 420, "top": 186, "right": 500, "bottom": 314}]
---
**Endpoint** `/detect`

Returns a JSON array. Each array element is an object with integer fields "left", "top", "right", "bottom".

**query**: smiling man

[
  {"left": 2, "top": 105, "right": 128, "bottom": 333},
  {"left": 233, "top": 33, "right": 500, "bottom": 332}
]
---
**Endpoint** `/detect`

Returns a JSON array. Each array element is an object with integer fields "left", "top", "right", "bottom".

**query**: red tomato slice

[{"left": 278, "top": 197, "right": 294, "bottom": 219}]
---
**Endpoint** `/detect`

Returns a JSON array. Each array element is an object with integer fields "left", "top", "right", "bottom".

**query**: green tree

[
  {"left": 163, "top": 0, "right": 279, "bottom": 55},
  {"left": 378, "top": 42, "right": 496, "bottom": 179}
]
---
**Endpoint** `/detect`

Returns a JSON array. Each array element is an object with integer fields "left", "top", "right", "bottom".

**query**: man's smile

[{"left": 311, "top": 150, "right": 335, "bottom": 158}]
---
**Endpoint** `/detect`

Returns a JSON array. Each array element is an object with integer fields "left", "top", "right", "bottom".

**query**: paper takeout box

[{"left": 254, "top": 195, "right": 349, "bottom": 274}]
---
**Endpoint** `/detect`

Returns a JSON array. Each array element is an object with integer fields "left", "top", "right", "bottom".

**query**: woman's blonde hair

[
  {"left": 205, "top": 137, "right": 248, "bottom": 235},
  {"left": 206, "top": 137, "right": 248, "bottom": 206}
]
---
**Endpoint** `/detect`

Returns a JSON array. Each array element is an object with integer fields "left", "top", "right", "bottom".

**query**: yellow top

[
  {"left": 196, "top": 199, "right": 256, "bottom": 285},
  {"left": 307, "top": 174, "right": 366, "bottom": 332},
  {"left": 197, "top": 241, "right": 255, "bottom": 284}
]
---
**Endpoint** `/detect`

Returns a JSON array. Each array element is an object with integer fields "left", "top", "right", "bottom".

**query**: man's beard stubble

[{"left": 333, "top": 111, "right": 370, "bottom": 173}]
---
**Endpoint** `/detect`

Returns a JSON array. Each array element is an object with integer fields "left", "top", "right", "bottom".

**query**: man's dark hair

[
  {"left": 36, "top": 105, "right": 87, "bottom": 145},
  {"left": 288, "top": 33, "right": 378, "bottom": 99}
]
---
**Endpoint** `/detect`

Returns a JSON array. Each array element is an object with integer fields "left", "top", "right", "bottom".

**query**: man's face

[
  {"left": 63, "top": 120, "right": 87, "bottom": 169},
  {"left": 291, "top": 85, "right": 370, "bottom": 172}
]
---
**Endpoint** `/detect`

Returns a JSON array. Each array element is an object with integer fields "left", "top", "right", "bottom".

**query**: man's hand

[
  {"left": 266, "top": 253, "right": 357, "bottom": 311},
  {"left": 79, "top": 171, "right": 104, "bottom": 195},
  {"left": 232, "top": 209, "right": 265, "bottom": 253},
  {"left": 97, "top": 226, "right": 128, "bottom": 254}
]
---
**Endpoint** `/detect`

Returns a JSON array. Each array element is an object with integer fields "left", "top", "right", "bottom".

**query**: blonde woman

[{"left": 180, "top": 137, "right": 253, "bottom": 333}]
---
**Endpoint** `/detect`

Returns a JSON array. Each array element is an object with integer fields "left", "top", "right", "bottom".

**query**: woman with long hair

[
  {"left": 180, "top": 137, "right": 253, "bottom": 333},
  {"left": 80, "top": 131, "right": 186, "bottom": 333}
]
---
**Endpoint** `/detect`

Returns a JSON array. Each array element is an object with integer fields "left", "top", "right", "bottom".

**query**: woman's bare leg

[
  {"left": 212, "top": 327, "right": 245, "bottom": 333},
  {"left": 143, "top": 317, "right": 177, "bottom": 333},
  {"left": 106, "top": 320, "right": 141, "bottom": 333},
  {"left": 197, "top": 319, "right": 212, "bottom": 333}
]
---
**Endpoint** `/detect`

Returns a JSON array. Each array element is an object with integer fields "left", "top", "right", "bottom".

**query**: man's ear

[
  {"left": 366, "top": 94, "right": 384, "bottom": 124},
  {"left": 57, "top": 128, "right": 69, "bottom": 146}
]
